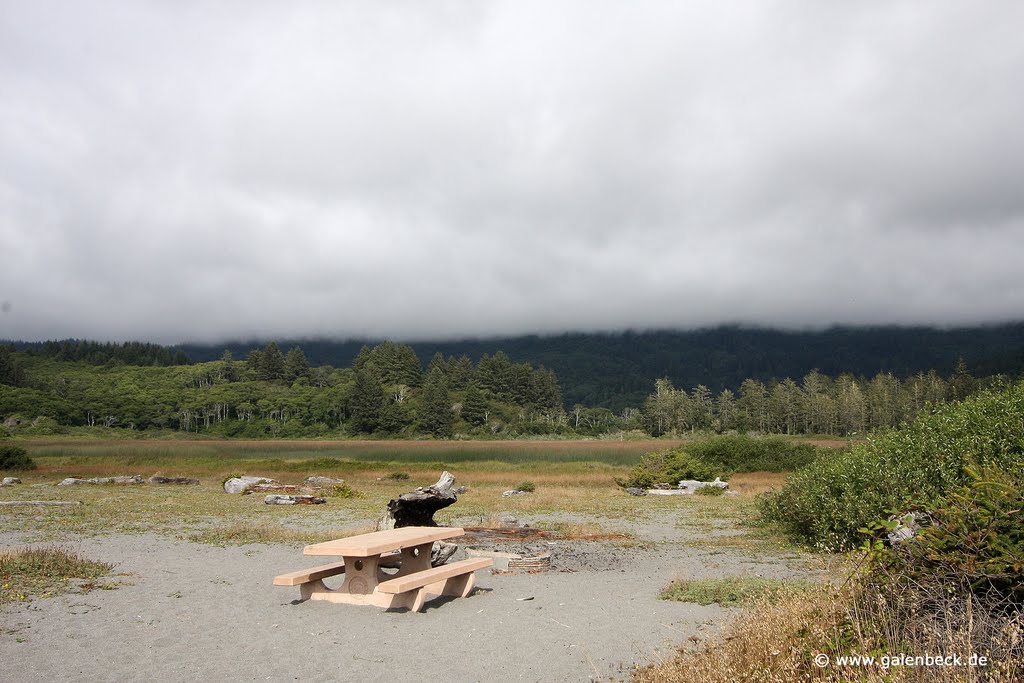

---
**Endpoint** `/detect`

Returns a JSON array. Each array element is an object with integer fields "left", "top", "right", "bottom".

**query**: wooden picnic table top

[{"left": 303, "top": 526, "right": 463, "bottom": 558}]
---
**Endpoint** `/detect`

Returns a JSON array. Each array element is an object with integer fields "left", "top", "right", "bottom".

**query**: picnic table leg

[
  {"left": 441, "top": 571, "right": 476, "bottom": 599},
  {"left": 393, "top": 542, "right": 433, "bottom": 577},
  {"left": 339, "top": 555, "right": 382, "bottom": 596}
]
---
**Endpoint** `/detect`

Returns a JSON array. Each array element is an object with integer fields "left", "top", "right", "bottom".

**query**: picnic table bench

[{"left": 274, "top": 526, "right": 492, "bottom": 612}]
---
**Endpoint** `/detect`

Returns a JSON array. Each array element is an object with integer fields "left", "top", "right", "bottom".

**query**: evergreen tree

[
  {"left": 284, "top": 346, "right": 311, "bottom": 383},
  {"left": 461, "top": 381, "right": 488, "bottom": 427},
  {"left": 258, "top": 342, "right": 286, "bottom": 382},
  {"left": 348, "top": 369, "right": 384, "bottom": 433},
  {"left": 419, "top": 367, "right": 454, "bottom": 438}
]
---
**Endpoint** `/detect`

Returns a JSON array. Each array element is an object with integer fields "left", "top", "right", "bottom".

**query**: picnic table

[{"left": 274, "top": 526, "right": 492, "bottom": 612}]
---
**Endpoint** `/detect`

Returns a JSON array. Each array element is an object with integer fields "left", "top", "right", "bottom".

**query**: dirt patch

[{"left": 460, "top": 526, "right": 633, "bottom": 572}]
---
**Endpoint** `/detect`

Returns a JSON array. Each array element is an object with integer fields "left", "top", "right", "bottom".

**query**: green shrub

[
  {"left": 513, "top": 481, "right": 536, "bottom": 493},
  {"left": 617, "top": 446, "right": 724, "bottom": 489},
  {"left": 324, "top": 482, "right": 363, "bottom": 499},
  {"left": 695, "top": 484, "right": 726, "bottom": 496},
  {"left": 688, "top": 435, "right": 818, "bottom": 472},
  {"left": 0, "top": 445, "right": 35, "bottom": 471},
  {"left": 386, "top": 471, "right": 410, "bottom": 481},
  {"left": 870, "top": 464, "right": 1024, "bottom": 604},
  {"left": 760, "top": 381, "right": 1024, "bottom": 550}
]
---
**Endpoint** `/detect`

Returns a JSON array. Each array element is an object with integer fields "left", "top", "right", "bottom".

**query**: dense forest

[
  {"left": 0, "top": 332, "right": 1013, "bottom": 439},
  {"left": 172, "top": 324, "right": 1024, "bottom": 411}
]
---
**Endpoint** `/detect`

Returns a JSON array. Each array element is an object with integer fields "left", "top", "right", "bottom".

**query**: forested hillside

[
  {"left": 176, "top": 324, "right": 1024, "bottom": 411},
  {"left": 0, "top": 335, "right": 1012, "bottom": 439}
]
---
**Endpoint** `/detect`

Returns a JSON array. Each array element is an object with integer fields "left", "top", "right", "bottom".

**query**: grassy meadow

[{"left": 0, "top": 437, "right": 793, "bottom": 544}]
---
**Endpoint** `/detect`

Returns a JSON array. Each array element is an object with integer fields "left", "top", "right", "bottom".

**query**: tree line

[
  {"left": 0, "top": 341, "right": 564, "bottom": 438},
  {"left": 0, "top": 340, "right": 1001, "bottom": 439},
  {"left": 642, "top": 361, "right": 983, "bottom": 436}
]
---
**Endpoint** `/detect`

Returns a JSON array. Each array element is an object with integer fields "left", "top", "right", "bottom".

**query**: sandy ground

[{"left": 0, "top": 518, "right": 816, "bottom": 683}]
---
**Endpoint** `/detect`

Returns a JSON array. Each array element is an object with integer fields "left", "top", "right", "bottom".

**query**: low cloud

[{"left": 2, "top": 1, "right": 1022, "bottom": 343}]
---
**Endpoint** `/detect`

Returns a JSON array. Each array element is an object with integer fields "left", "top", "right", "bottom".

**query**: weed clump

[{"left": 0, "top": 546, "right": 114, "bottom": 604}]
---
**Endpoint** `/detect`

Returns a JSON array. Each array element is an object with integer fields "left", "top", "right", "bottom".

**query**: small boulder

[
  {"left": 1, "top": 477, "right": 21, "bottom": 486},
  {"left": 502, "top": 489, "right": 528, "bottom": 497},
  {"left": 223, "top": 476, "right": 275, "bottom": 494},
  {"left": 625, "top": 487, "right": 647, "bottom": 496}
]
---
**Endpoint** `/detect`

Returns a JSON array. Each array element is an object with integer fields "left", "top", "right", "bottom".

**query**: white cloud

[{"left": 2, "top": 1, "right": 1023, "bottom": 343}]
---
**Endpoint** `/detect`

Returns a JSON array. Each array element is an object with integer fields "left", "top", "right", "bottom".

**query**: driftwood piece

[
  {"left": 58, "top": 475, "right": 144, "bottom": 486},
  {"left": 378, "top": 471, "right": 458, "bottom": 530},
  {"left": 377, "top": 471, "right": 460, "bottom": 567},
  {"left": 148, "top": 476, "right": 200, "bottom": 485},
  {"left": 264, "top": 494, "right": 326, "bottom": 505},
  {"left": 0, "top": 500, "right": 82, "bottom": 506}
]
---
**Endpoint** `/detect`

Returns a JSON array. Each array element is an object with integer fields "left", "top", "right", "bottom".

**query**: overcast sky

[{"left": 2, "top": 1, "right": 1023, "bottom": 344}]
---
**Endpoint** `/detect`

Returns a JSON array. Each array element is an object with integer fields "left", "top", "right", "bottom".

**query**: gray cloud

[{"left": 2, "top": 1, "right": 1023, "bottom": 343}]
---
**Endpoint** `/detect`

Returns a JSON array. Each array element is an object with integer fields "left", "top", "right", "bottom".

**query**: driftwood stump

[{"left": 377, "top": 471, "right": 460, "bottom": 566}]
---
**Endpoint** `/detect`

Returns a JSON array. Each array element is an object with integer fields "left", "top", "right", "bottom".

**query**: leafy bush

[
  {"left": 688, "top": 435, "right": 818, "bottom": 473},
  {"left": 617, "top": 446, "right": 724, "bottom": 489},
  {"left": 513, "top": 481, "right": 536, "bottom": 493},
  {"left": 385, "top": 471, "right": 410, "bottom": 481},
  {"left": 760, "top": 381, "right": 1024, "bottom": 550},
  {"left": 695, "top": 484, "right": 726, "bottom": 496},
  {"left": 872, "top": 464, "right": 1024, "bottom": 605},
  {"left": 324, "top": 482, "right": 362, "bottom": 499},
  {"left": 0, "top": 445, "right": 35, "bottom": 471}
]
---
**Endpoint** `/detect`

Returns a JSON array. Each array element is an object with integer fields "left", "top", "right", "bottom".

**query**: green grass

[
  {"left": 660, "top": 576, "right": 815, "bottom": 607},
  {"left": 0, "top": 545, "right": 115, "bottom": 604}
]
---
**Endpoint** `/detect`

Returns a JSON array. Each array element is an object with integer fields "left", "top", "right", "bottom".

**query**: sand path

[{"left": 0, "top": 520, "right": 813, "bottom": 682}]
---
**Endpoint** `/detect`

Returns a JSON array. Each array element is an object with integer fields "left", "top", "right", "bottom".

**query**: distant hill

[{"left": 177, "top": 324, "right": 1024, "bottom": 411}]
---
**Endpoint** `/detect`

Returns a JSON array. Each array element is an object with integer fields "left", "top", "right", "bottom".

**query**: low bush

[
  {"left": 617, "top": 446, "right": 723, "bottom": 489},
  {"left": 513, "top": 481, "right": 536, "bottom": 493},
  {"left": 385, "top": 471, "right": 410, "bottom": 481},
  {"left": 0, "top": 444, "right": 35, "bottom": 471},
  {"left": 759, "top": 381, "right": 1024, "bottom": 550},
  {"left": 870, "top": 463, "right": 1024, "bottom": 606},
  {"left": 688, "top": 435, "right": 818, "bottom": 473},
  {"left": 323, "top": 482, "right": 363, "bottom": 499}
]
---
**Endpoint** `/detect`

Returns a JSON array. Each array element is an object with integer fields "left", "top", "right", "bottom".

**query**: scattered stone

[
  {"left": 625, "top": 487, "right": 646, "bottom": 496},
  {"left": 502, "top": 489, "right": 528, "bottom": 497},
  {"left": 223, "top": 476, "right": 275, "bottom": 494},
  {"left": 148, "top": 476, "right": 199, "bottom": 485},
  {"left": 452, "top": 486, "right": 468, "bottom": 495},
  {"left": 1, "top": 477, "right": 21, "bottom": 486},
  {"left": 58, "top": 475, "right": 144, "bottom": 486},
  {"left": 264, "top": 495, "right": 326, "bottom": 505},
  {"left": 304, "top": 476, "right": 344, "bottom": 487}
]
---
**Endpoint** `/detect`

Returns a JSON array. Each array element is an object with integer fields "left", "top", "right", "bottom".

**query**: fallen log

[{"left": 0, "top": 500, "right": 82, "bottom": 506}]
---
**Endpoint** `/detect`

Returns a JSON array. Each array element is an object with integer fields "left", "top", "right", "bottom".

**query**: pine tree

[
  {"left": 419, "top": 367, "right": 454, "bottom": 438},
  {"left": 284, "top": 346, "right": 311, "bottom": 383},
  {"left": 348, "top": 370, "right": 384, "bottom": 433},
  {"left": 258, "top": 342, "right": 286, "bottom": 382},
  {"left": 461, "top": 381, "right": 488, "bottom": 427}
]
